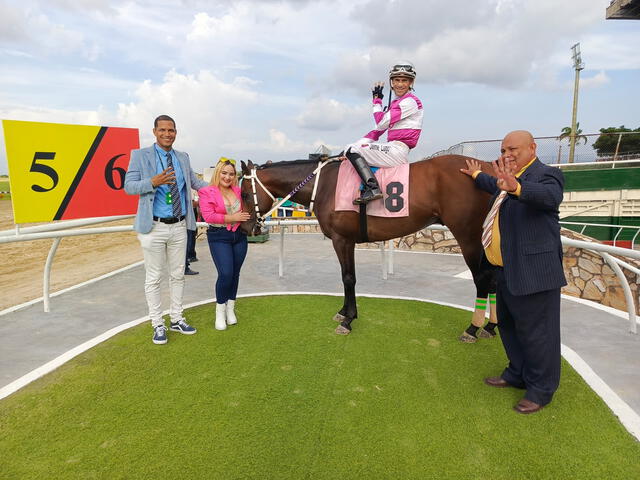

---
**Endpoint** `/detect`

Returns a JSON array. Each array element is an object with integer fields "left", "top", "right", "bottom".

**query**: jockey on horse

[{"left": 343, "top": 61, "right": 424, "bottom": 205}]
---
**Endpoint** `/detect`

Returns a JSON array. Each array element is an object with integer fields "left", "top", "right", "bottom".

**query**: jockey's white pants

[{"left": 344, "top": 138, "right": 410, "bottom": 167}]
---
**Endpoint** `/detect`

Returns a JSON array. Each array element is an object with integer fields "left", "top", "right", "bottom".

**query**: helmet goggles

[{"left": 389, "top": 63, "right": 416, "bottom": 80}]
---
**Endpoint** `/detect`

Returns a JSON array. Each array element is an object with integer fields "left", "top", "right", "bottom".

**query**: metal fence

[
  {"left": 2, "top": 216, "right": 639, "bottom": 333},
  {"left": 428, "top": 132, "right": 640, "bottom": 165}
]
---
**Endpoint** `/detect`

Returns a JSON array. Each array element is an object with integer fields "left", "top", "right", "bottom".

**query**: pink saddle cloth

[{"left": 334, "top": 161, "right": 409, "bottom": 217}]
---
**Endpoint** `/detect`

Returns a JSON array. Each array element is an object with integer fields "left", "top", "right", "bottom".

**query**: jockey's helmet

[{"left": 389, "top": 61, "right": 416, "bottom": 80}]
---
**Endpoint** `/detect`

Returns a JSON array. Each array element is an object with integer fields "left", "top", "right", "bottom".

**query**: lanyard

[{"left": 154, "top": 146, "right": 173, "bottom": 171}]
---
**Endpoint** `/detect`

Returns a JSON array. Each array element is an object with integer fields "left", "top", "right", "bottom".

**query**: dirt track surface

[{"left": 0, "top": 199, "right": 143, "bottom": 310}]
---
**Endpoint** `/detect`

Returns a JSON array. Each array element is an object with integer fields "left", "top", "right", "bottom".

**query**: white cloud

[
  {"left": 112, "top": 68, "right": 341, "bottom": 165},
  {"left": 1, "top": 0, "right": 639, "bottom": 175},
  {"left": 0, "top": 1, "right": 29, "bottom": 41},
  {"left": 0, "top": 64, "right": 137, "bottom": 105},
  {"left": 115, "top": 70, "right": 261, "bottom": 163},
  {"left": 296, "top": 98, "right": 367, "bottom": 131},
  {"left": 187, "top": 10, "right": 244, "bottom": 42},
  {"left": 48, "top": 0, "right": 117, "bottom": 14},
  {"left": 333, "top": 0, "right": 608, "bottom": 90},
  {"left": 582, "top": 32, "right": 640, "bottom": 70},
  {"left": 224, "top": 62, "right": 253, "bottom": 71},
  {"left": 0, "top": 104, "right": 106, "bottom": 126},
  {"left": 1, "top": 48, "right": 35, "bottom": 59},
  {"left": 180, "top": 2, "right": 360, "bottom": 76},
  {"left": 578, "top": 70, "right": 611, "bottom": 89},
  {"left": 223, "top": 128, "right": 341, "bottom": 159},
  {"left": 0, "top": 3, "right": 100, "bottom": 61}
]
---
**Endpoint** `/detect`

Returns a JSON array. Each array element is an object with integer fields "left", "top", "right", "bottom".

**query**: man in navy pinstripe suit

[{"left": 461, "top": 130, "right": 566, "bottom": 414}]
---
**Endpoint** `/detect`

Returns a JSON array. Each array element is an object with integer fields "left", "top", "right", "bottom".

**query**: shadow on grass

[{"left": 1, "top": 295, "right": 639, "bottom": 479}]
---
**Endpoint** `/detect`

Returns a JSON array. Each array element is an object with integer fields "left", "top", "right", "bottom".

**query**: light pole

[{"left": 569, "top": 43, "right": 584, "bottom": 164}]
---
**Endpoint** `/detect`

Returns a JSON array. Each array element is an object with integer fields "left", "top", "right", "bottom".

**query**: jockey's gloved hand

[{"left": 372, "top": 84, "right": 384, "bottom": 100}]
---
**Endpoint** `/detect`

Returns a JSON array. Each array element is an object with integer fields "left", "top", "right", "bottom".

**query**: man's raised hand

[{"left": 151, "top": 168, "right": 176, "bottom": 187}]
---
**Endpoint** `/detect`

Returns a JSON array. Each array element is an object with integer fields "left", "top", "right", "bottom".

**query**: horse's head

[{"left": 239, "top": 159, "right": 273, "bottom": 236}]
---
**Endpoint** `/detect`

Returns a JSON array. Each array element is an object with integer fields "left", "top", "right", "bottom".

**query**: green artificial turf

[{"left": 1, "top": 295, "right": 638, "bottom": 479}]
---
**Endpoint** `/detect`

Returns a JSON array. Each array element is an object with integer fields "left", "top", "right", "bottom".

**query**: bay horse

[{"left": 240, "top": 155, "right": 496, "bottom": 335}]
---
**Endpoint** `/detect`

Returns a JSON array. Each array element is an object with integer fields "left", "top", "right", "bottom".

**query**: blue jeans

[{"left": 206, "top": 227, "right": 248, "bottom": 304}]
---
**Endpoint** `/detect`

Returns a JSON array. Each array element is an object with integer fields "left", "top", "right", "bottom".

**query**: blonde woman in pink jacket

[{"left": 199, "top": 158, "right": 251, "bottom": 330}]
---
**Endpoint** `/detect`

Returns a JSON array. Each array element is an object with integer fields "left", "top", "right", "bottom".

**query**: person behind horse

[
  {"left": 185, "top": 192, "right": 200, "bottom": 276},
  {"left": 343, "top": 61, "right": 424, "bottom": 205},
  {"left": 460, "top": 130, "right": 566, "bottom": 414},
  {"left": 199, "top": 158, "right": 251, "bottom": 330}
]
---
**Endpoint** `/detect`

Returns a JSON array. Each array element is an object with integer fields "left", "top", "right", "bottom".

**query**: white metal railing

[
  {"left": 0, "top": 215, "right": 135, "bottom": 238},
  {"left": 549, "top": 158, "right": 640, "bottom": 169},
  {"left": 265, "top": 219, "right": 640, "bottom": 334},
  {"left": 1, "top": 218, "right": 639, "bottom": 333},
  {"left": 0, "top": 215, "right": 137, "bottom": 312},
  {"left": 560, "top": 221, "right": 640, "bottom": 250}
]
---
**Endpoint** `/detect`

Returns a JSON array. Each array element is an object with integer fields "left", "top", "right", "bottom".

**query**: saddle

[{"left": 334, "top": 162, "right": 409, "bottom": 218}]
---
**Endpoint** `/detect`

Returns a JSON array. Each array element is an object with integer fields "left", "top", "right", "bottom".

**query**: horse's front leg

[{"left": 331, "top": 236, "right": 357, "bottom": 335}]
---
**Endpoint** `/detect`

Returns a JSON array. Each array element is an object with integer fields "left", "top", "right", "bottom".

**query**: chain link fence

[{"left": 427, "top": 132, "right": 640, "bottom": 165}]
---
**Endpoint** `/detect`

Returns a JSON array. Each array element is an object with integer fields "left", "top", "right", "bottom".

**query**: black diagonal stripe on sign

[{"left": 54, "top": 127, "right": 108, "bottom": 220}]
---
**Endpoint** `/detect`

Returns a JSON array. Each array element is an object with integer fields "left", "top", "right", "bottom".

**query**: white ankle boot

[
  {"left": 215, "top": 303, "right": 227, "bottom": 330},
  {"left": 226, "top": 299, "right": 238, "bottom": 325}
]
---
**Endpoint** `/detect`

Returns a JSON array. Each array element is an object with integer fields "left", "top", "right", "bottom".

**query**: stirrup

[{"left": 353, "top": 189, "right": 383, "bottom": 205}]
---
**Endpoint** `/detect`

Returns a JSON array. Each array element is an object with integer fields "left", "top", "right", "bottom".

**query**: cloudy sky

[{"left": 1, "top": 0, "right": 639, "bottom": 173}]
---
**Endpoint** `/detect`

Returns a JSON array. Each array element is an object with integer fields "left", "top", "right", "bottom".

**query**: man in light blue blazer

[{"left": 125, "top": 115, "right": 207, "bottom": 345}]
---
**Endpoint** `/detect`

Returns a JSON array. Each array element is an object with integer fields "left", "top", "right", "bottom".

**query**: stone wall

[
  {"left": 560, "top": 229, "right": 639, "bottom": 314},
  {"left": 267, "top": 223, "right": 323, "bottom": 234},
  {"left": 263, "top": 222, "right": 639, "bottom": 315},
  {"left": 360, "top": 227, "right": 640, "bottom": 316}
]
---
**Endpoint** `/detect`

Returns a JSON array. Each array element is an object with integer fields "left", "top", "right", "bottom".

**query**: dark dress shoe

[
  {"left": 484, "top": 376, "right": 512, "bottom": 388},
  {"left": 184, "top": 267, "right": 199, "bottom": 275},
  {"left": 514, "top": 398, "right": 543, "bottom": 414}
]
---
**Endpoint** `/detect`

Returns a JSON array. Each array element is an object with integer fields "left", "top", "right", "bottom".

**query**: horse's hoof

[
  {"left": 459, "top": 331, "right": 477, "bottom": 343},
  {"left": 333, "top": 313, "right": 346, "bottom": 323},
  {"left": 335, "top": 325, "right": 351, "bottom": 335}
]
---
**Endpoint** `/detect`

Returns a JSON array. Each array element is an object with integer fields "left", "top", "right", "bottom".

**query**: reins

[{"left": 243, "top": 156, "right": 340, "bottom": 226}]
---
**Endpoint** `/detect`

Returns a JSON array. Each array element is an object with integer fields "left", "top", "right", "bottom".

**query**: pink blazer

[{"left": 198, "top": 185, "right": 243, "bottom": 232}]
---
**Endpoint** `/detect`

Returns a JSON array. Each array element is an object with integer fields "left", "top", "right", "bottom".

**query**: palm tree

[{"left": 558, "top": 123, "right": 587, "bottom": 144}]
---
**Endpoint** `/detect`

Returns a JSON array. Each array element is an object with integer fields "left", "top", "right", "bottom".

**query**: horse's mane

[{"left": 257, "top": 159, "right": 319, "bottom": 170}]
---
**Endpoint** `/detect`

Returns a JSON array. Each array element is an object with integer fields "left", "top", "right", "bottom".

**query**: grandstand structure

[{"left": 606, "top": 0, "right": 640, "bottom": 19}]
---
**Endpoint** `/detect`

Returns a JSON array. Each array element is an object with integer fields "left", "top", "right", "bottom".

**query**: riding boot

[
  {"left": 346, "top": 152, "right": 383, "bottom": 205},
  {"left": 215, "top": 303, "right": 227, "bottom": 331}
]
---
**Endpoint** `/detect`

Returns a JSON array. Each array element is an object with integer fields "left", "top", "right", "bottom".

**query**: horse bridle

[{"left": 242, "top": 157, "right": 339, "bottom": 228}]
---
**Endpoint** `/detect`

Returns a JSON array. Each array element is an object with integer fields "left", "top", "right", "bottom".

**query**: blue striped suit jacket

[{"left": 475, "top": 158, "right": 567, "bottom": 296}]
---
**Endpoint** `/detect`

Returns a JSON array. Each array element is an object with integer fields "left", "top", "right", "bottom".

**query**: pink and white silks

[{"left": 344, "top": 92, "right": 423, "bottom": 167}]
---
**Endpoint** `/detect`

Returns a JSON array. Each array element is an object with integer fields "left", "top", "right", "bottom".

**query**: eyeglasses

[{"left": 218, "top": 157, "right": 236, "bottom": 166}]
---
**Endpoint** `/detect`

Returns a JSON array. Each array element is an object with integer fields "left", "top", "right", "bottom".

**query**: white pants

[
  {"left": 137, "top": 220, "right": 187, "bottom": 327},
  {"left": 345, "top": 138, "right": 410, "bottom": 167}
]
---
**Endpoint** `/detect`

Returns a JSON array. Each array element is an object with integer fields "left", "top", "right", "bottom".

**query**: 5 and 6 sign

[
  {"left": 29, "top": 151, "right": 126, "bottom": 192},
  {"left": 2, "top": 120, "right": 139, "bottom": 223}
]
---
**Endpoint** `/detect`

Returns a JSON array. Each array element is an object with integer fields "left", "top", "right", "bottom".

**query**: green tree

[
  {"left": 592, "top": 126, "right": 640, "bottom": 157},
  {"left": 558, "top": 123, "right": 587, "bottom": 144}
]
